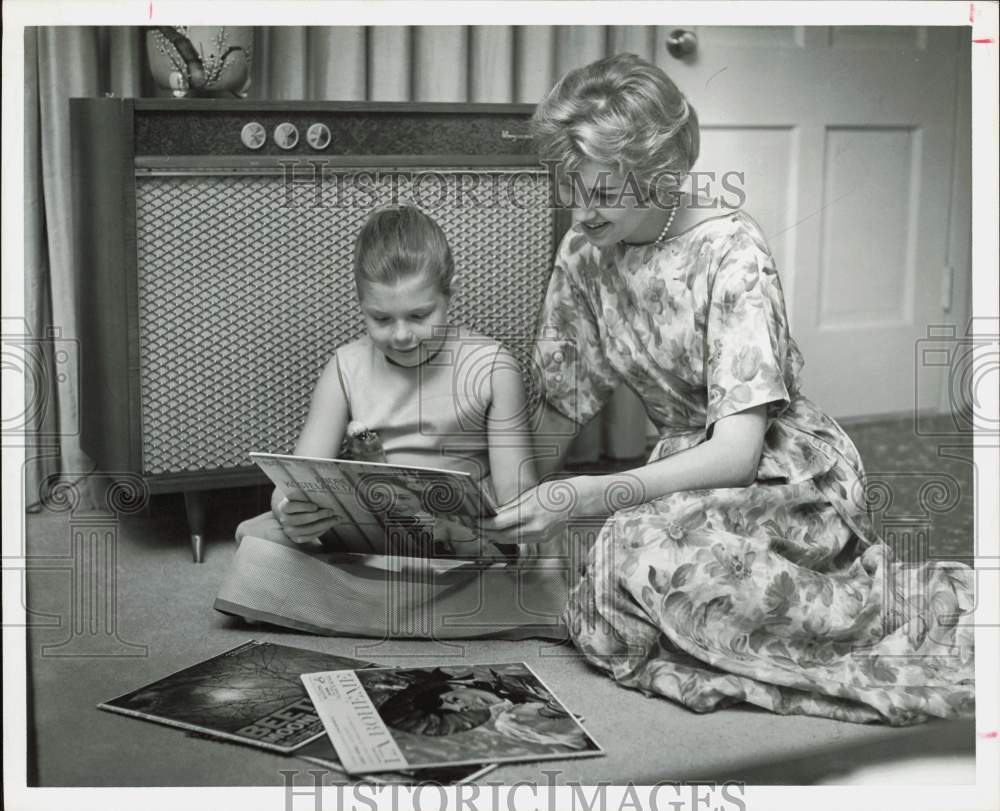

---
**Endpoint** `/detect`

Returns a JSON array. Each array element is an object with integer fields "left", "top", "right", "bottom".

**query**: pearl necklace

[{"left": 654, "top": 205, "right": 679, "bottom": 247}]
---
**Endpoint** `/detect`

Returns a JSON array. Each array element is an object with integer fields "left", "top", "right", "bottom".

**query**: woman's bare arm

[
  {"left": 484, "top": 404, "right": 768, "bottom": 544},
  {"left": 595, "top": 404, "right": 767, "bottom": 510}
]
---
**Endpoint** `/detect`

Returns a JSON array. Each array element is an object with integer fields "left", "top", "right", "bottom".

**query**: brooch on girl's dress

[{"left": 344, "top": 420, "right": 387, "bottom": 463}]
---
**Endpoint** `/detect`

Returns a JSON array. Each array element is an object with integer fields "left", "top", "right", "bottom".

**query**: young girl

[
  {"left": 220, "top": 206, "right": 564, "bottom": 638},
  {"left": 236, "top": 204, "right": 534, "bottom": 550},
  {"left": 484, "top": 53, "right": 975, "bottom": 724}
]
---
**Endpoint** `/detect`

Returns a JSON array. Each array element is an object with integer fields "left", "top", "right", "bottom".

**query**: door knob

[{"left": 666, "top": 29, "right": 698, "bottom": 59}]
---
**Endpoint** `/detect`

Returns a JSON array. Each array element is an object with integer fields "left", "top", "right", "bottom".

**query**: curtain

[
  {"left": 24, "top": 25, "right": 661, "bottom": 505},
  {"left": 24, "top": 27, "right": 150, "bottom": 509}
]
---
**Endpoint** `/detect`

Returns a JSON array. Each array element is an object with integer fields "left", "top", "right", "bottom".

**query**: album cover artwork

[
  {"left": 302, "top": 662, "right": 603, "bottom": 774},
  {"left": 99, "top": 641, "right": 374, "bottom": 753}
]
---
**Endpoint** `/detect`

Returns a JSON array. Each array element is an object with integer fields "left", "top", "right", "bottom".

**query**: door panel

[
  {"left": 827, "top": 26, "right": 928, "bottom": 50},
  {"left": 817, "top": 126, "right": 918, "bottom": 327}
]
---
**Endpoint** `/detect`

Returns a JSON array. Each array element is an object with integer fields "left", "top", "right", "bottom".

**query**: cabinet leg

[{"left": 183, "top": 490, "right": 207, "bottom": 563}]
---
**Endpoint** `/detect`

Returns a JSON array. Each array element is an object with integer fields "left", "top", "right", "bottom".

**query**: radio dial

[
  {"left": 240, "top": 121, "right": 266, "bottom": 150},
  {"left": 273, "top": 122, "right": 299, "bottom": 150},
  {"left": 307, "top": 123, "right": 331, "bottom": 150}
]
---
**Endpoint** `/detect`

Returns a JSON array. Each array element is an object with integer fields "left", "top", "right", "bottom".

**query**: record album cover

[
  {"left": 301, "top": 662, "right": 603, "bottom": 774},
  {"left": 251, "top": 451, "right": 499, "bottom": 558},
  {"left": 99, "top": 641, "right": 374, "bottom": 753}
]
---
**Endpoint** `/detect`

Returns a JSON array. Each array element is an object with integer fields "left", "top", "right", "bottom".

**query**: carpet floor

[{"left": 19, "top": 415, "right": 978, "bottom": 787}]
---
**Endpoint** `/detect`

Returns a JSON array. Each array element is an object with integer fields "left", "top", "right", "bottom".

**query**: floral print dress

[{"left": 538, "top": 211, "right": 974, "bottom": 725}]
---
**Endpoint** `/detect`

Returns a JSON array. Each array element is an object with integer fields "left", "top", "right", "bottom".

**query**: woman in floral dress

[{"left": 485, "top": 53, "right": 974, "bottom": 725}]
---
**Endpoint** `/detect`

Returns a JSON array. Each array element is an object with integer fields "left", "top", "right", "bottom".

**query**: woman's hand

[
  {"left": 480, "top": 476, "right": 608, "bottom": 545},
  {"left": 273, "top": 497, "right": 340, "bottom": 544}
]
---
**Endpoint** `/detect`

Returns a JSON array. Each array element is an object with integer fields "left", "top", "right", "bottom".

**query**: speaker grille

[{"left": 134, "top": 169, "right": 553, "bottom": 475}]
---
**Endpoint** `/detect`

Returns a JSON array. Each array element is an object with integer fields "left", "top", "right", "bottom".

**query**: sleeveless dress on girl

[
  {"left": 215, "top": 328, "right": 569, "bottom": 639},
  {"left": 336, "top": 330, "right": 495, "bottom": 482},
  {"left": 538, "top": 212, "right": 974, "bottom": 724}
]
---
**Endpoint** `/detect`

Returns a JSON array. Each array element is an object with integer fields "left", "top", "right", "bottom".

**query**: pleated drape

[
  {"left": 25, "top": 26, "right": 151, "bottom": 508},
  {"left": 470, "top": 27, "right": 513, "bottom": 102},
  {"left": 251, "top": 24, "right": 661, "bottom": 121},
  {"left": 24, "top": 29, "right": 58, "bottom": 509},
  {"left": 26, "top": 25, "right": 662, "bottom": 504}
]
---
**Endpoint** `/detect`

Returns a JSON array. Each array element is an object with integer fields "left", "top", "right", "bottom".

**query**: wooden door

[{"left": 655, "top": 25, "right": 969, "bottom": 419}]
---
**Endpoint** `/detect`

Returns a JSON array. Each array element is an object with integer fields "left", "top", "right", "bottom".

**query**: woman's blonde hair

[
  {"left": 531, "top": 53, "right": 699, "bottom": 203},
  {"left": 353, "top": 205, "right": 454, "bottom": 299}
]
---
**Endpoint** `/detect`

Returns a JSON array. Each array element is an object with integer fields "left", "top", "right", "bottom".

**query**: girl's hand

[
  {"left": 274, "top": 497, "right": 340, "bottom": 544},
  {"left": 433, "top": 516, "right": 478, "bottom": 544},
  {"left": 480, "top": 476, "right": 607, "bottom": 545}
]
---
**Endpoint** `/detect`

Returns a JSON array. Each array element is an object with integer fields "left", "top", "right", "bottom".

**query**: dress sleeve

[
  {"left": 704, "top": 216, "right": 800, "bottom": 428},
  {"left": 535, "top": 234, "right": 620, "bottom": 425}
]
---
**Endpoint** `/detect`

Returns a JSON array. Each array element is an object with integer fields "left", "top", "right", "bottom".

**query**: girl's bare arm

[
  {"left": 270, "top": 356, "right": 349, "bottom": 538},
  {"left": 486, "top": 349, "right": 539, "bottom": 505}
]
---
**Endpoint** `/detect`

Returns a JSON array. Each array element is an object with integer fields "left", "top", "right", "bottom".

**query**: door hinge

[{"left": 940, "top": 265, "right": 954, "bottom": 312}]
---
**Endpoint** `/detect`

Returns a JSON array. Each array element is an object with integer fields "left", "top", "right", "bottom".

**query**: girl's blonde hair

[
  {"left": 353, "top": 205, "right": 455, "bottom": 299},
  {"left": 531, "top": 53, "right": 699, "bottom": 202}
]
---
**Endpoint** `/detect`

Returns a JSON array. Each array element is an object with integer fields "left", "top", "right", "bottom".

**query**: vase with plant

[{"left": 147, "top": 26, "right": 254, "bottom": 98}]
